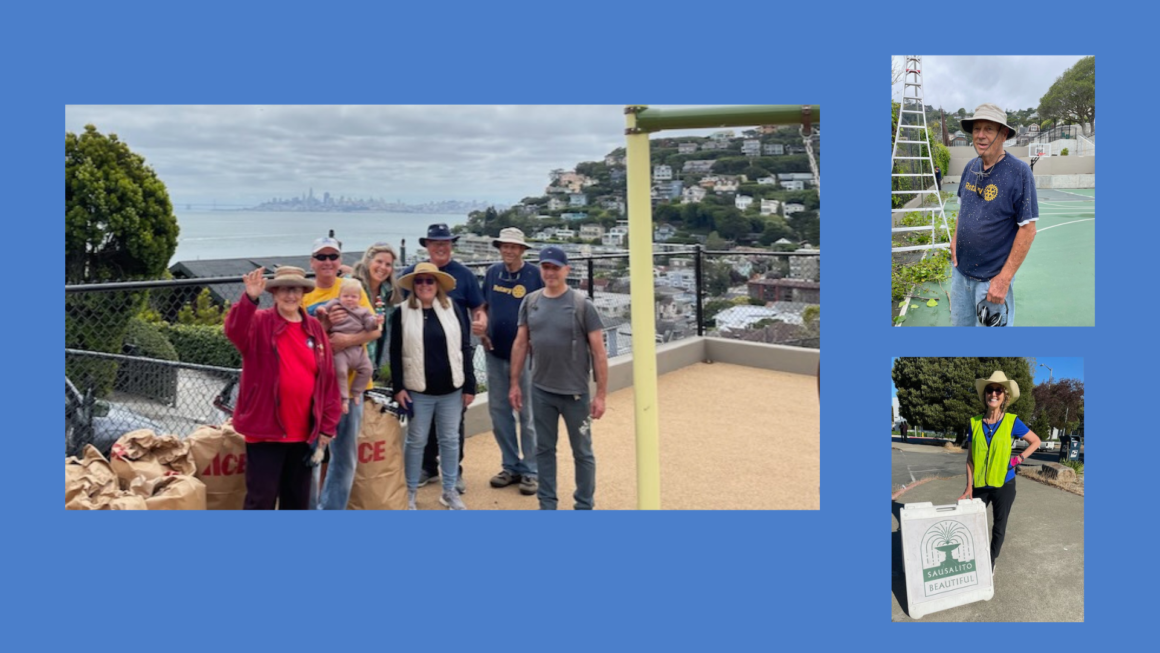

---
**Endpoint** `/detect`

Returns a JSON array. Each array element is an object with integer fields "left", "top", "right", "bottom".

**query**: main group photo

[{"left": 65, "top": 105, "right": 821, "bottom": 511}]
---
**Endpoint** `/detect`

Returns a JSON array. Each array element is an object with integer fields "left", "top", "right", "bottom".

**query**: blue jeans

[
  {"left": 486, "top": 352, "right": 537, "bottom": 478},
  {"left": 317, "top": 398, "right": 363, "bottom": 510},
  {"left": 533, "top": 387, "right": 595, "bottom": 510},
  {"left": 950, "top": 267, "right": 1016, "bottom": 327},
  {"left": 406, "top": 390, "right": 463, "bottom": 494}
]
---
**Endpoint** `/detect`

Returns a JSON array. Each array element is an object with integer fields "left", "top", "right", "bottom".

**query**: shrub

[
  {"left": 160, "top": 323, "right": 242, "bottom": 369},
  {"left": 1060, "top": 147, "right": 1069, "bottom": 156},
  {"left": 122, "top": 317, "right": 179, "bottom": 361}
]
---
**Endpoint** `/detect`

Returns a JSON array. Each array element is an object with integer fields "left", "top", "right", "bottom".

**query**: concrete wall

[
  {"left": 946, "top": 146, "right": 1093, "bottom": 175},
  {"left": 464, "top": 337, "right": 819, "bottom": 437},
  {"left": 944, "top": 173, "right": 1094, "bottom": 189}
]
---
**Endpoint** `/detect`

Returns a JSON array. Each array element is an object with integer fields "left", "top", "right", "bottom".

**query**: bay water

[{"left": 171, "top": 209, "right": 468, "bottom": 265}]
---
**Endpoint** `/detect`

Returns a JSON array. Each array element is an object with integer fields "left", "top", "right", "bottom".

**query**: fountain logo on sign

[{"left": 920, "top": 520, "right": 978, "bottom": 597}]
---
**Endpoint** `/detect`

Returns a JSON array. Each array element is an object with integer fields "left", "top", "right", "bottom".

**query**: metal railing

[{"left": 65, "top": 248, "right": 819, "bottom": 454}]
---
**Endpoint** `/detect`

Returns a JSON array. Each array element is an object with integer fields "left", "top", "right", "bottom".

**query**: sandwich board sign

[{"left": 900, "top": 499, "right": 994, "bottom": 619}]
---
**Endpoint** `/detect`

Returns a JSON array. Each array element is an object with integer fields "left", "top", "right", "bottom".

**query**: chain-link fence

[{"left": 65, "top": 248, "right": 819, "bottom": 455}]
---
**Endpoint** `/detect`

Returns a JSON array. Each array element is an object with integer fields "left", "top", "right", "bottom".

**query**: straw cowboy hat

[
  {"left": 397, "top": 261, "right": 456, "bottom": 293},
  {"left": 265, "top": 266, "right": 315, "bottom": 292},
  {"left": 961, "top": 103, "right": 1016, "bottom": 138},
  {"left": 975, "top": 370, "right": 1020, "bottom": 403},
  {"left": 492, "top": 227, "right": 531, "bottom": 249}
]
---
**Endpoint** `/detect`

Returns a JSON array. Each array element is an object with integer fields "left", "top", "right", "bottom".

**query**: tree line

[{"left": 892, "top": 357, "right": 1083, "bottom": 446}]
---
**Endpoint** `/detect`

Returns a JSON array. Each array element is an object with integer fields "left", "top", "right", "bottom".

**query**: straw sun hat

[
  {"left": 397, "top": 262, "right": 456, "bottom": 293},
  {"left": 265, "top": 266, "right": 315, "bottom": 292}
]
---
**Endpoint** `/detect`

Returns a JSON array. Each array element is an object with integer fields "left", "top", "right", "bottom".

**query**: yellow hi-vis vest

[{"left": 970, "top": 413, "right": 1017, "bottom": 488}]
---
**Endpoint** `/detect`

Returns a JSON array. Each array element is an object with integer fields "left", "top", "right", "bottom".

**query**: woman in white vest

[{"left": 389, "top": 262, "right": 476, "bottom": 510}]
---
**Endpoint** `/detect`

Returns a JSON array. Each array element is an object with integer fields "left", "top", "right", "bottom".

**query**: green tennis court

[{"left": 900, "top": 184, "right": 1095, "bottom": 326}]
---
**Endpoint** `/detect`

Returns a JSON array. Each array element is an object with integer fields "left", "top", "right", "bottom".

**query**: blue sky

[{"left": 890, "top": 357, "right": 1083, "bottom": 398}]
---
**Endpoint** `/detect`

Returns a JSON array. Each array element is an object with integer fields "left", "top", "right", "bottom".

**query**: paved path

[{"left": 891, "top": 474, "right": 1084, "bottom": 622}]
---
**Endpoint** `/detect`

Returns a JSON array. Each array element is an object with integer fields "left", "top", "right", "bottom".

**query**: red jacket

[{"left": 225, "top": 294, "right": 342, "bottom": 443}]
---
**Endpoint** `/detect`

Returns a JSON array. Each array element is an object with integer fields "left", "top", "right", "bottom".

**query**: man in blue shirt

[
  {"left": 481, "top": 227, "right": 544, "bottom": 496},
  {"left": 401, "top": 223, "right": 486, "bottom": 492},
  {"left": 949, "top": 104, "right": 1038, "bottom": 327}
]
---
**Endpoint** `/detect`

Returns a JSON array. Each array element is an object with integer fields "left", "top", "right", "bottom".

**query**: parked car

[{"left": 66, "top": 377, "right": 164, "bottom": 458}]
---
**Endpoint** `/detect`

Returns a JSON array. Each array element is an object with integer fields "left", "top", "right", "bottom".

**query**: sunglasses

[
  {"left": 313, "top": 253, "right": 340, "bottom": 261},
  {"left": 984, "top": 386, "right": 1006, "bottom": 395},
  {"left": 413, "top": 277, "right": 437, "bottom": 286}
]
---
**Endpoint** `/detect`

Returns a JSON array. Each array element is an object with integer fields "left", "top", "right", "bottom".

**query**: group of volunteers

[{"left": 225, "top": 223, "right": 609, "bottom": 511}]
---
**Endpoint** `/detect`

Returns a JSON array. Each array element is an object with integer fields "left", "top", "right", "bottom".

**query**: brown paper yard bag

[
  {"left": 130, "top": 475, "right": 208, "bottom": 510},
  {"left": 110, "top": 430, "right": 197, "bottom": 490},
  {"left": 187, "top": 422, "right": 247, "bottom": 510},
  {"left": 346, "top": 397, "right": 406, "bottom": 510},
  {"left": 66, "top": 446, "right": 148, "bottom": 510}
]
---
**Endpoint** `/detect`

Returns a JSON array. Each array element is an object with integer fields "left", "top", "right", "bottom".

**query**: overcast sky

[
  {"left": 64, "top": 105, "right": 732, "bottom": 207},
  {"left": 891, "top": 56, "right": 1091, "bottom": 117}
]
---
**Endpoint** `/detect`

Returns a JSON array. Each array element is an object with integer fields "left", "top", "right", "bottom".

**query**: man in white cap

[
  {"left": 302, "top": 233, "right": 381, "bottom": 509},
  {"left": 481, "top": 227, "right": 543, "bottom": 496},
  {"left": 950, "top": 103, "right": 1038, "bottom": 326}
]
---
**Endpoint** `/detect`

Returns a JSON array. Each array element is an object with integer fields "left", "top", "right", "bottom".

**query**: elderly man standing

[
  {"left": 401, "top": 224, "right": 486, "bottom": 493},
  {"left": 950, "top": 104, "right": 1038, "bottom": 327},
  {"left": 302, "top": 234, "right": 381, "bottom": 509},
  {"left": 481, "top": 228, "right": 543, "bottom": 496},
  {"left": 509, "top": 246, "right": 608, "bottom": 510}
]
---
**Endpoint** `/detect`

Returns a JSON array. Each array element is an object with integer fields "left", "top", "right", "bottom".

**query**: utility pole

[{"left": 1038, "top": 363, "right": 1054, "bottom": 439}]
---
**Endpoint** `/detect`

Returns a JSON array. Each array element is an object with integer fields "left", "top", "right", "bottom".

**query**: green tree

[
  {"left": 704, "top": 260, "right": 734, "bottom": 295},
  {"left": 66, "top": 125, "right": 179, "bottom": 395},
  {"left": 66, "top": 125, "right": 179, "bottom": 283},
  {"left": 716, "top": 210, "right": 749, "bottom": 240},
  {"left": 1037, "top": 56, "right": 1094, "bottom": 127},
  {"left": 1031, "top": 378, "right": 1084, "bottom": 437},
  {"left": 176, "top": 288, "right": 230, "bottom": 326},
  {"left": 892, "top": 357, "right": 1036, "bottom": 445},
  {"left": 705, "top": 230, "right": 728, "bottom": 251},
  {"left": 789, "top": 211, "right": 819, "bottom": 246}
]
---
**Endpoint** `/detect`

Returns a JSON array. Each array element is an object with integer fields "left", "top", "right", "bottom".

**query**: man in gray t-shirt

[{"left": 510, "top": 246, "right": 608, "bottom": 510}]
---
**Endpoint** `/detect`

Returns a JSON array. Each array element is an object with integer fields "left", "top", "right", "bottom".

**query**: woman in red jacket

[{"left": 225, "top": 266, "right": 343, "bottom": 510}]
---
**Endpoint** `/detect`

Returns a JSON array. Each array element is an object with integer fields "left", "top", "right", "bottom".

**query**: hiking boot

[
  {"left": 456, "top": 474, "right": 466, "bottom": 494},
  {"left": 519, "top": 475, "right": 538, "bottom": 496},
  {"left": 490, "top": 470, "right": 518, "bottom": 488},
  {"left": 440, "top": 490, "right": 467, "bottom": 510},
  {"left": 407, "top": 490, "right": 417, "bottom": 511},
  {"left": 418, "top": 470, "right": 435, "bottom": 487}
]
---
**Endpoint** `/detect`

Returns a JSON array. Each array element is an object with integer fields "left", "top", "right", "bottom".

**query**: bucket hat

[
  {"left": 961, "top": 103, "right": 1015, "bottom": 138},
  {"left": 492, "top": 227, "right": 531, "bottom": 249}
]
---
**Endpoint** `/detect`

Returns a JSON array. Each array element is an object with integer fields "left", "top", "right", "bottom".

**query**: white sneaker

[
  {"left": 407, "top": 490, "right": 417, "bottom": 511},
  {"left": 440, "top": 490, "right": 467, "bottom": 510}
]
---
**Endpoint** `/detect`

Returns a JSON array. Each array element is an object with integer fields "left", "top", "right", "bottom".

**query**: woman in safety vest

[{"left": 956, "top": 371, "right": 1042, "bottom": 573}]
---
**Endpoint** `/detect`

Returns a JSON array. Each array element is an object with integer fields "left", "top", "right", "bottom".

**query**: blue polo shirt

[
  {"left": 955, "top": 154, "right": 1038, "bottom": 281},
  {"left": 964, "top": 416, "right": 1030, "bottom": 484},
  {"left": 482, "top": 262, "right": 543, "bottom": 360}
]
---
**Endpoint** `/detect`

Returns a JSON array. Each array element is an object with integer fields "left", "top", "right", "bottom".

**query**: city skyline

[{"left": 64, "top": 105, "right": 728, "bottom": 208}]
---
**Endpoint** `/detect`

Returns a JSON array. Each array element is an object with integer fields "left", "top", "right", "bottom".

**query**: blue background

[{"left": 26, "top": 0, "right": 1153, "bottom": 646}]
